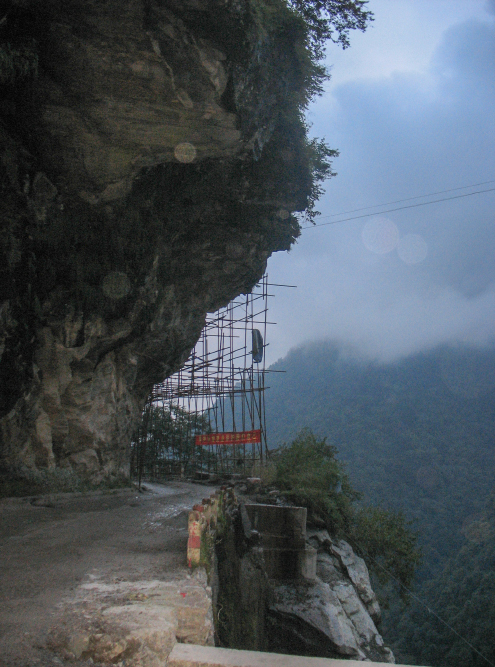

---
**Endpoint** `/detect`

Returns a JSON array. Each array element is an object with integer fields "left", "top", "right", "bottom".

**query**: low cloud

[{"left": 267, "top": 18, "right": 495, "bottom": 364}]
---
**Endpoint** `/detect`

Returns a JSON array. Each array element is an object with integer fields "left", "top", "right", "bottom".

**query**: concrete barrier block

[
  {"left": 244, "top": 504, "right": 307, "bottom": 548},
  {"left": 167, "top": 643, "right": 405, "bottom": 667},
  {"left": 301, "top": 546, "right": 317, "bottom": 581},
  {"left": 262, "top": 548, "right": 304, "bottom": 580}
]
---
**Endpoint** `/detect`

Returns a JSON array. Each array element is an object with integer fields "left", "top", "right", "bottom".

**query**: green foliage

[
  {"left": 274, "top": 428, "right": 358, "bottom": 530},
  {"left": 348, "top": 506, "right": 422, "bottom": 601},
  {"left": 131, "top": 403, "right": 215, "bottom": 479},
  {"left": 288, "top": 0, "right": 374, "bottom": 58},
  {"left": 0, "top": 466, "right": 131, "bottom": 498},
  {"left": 200, "top": 529, "right": 216, "bottom": 576},
  {"left": 302, "top": 136, "right": 338, "bottom": 223},
  {"left": 392, "top": 494, "right": 495, "bottom": 667},
  {"left": 273, "top": 429, "right": 422, "bottom": 599}
]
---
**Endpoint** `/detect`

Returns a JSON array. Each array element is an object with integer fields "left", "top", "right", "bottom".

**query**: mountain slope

[
  {"left": 265, "top": 342, "right": 495, "bottom": 579},
  {"left": 392, "top": 494, "right": 495, "bottom": 667}
]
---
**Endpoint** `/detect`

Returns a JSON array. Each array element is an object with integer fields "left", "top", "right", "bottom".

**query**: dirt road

[{"left": 0, "top": 481, "right": 215, "bottom": 666}]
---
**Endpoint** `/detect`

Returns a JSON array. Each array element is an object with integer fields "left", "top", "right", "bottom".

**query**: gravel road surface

[{"left": 0, "top": 481, "right": 214, "bottom": 666}]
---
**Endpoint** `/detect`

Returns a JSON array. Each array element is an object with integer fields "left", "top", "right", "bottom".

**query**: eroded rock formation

[
  {"left": 0, "top": 0, "right": 317, "bottom": 485},
  {"left": 268, "top": 529, "right": 395, "bottom": 662},
  {"left": 214, "top": 497, "right": 395, "bottom": 662}
]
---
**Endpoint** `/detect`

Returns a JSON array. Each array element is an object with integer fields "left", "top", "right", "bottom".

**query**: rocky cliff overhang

[{"left": 0, "top": 0, "right": 321, "bottom": 486}]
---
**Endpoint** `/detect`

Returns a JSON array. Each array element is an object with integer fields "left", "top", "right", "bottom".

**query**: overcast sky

[{"left": 265, "top": 0, "right": 495, "bottom": 364}]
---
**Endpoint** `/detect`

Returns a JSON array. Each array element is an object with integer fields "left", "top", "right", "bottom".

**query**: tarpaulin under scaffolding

[{"left": 131, "top": 275, "right": 292, "bottom": 481}]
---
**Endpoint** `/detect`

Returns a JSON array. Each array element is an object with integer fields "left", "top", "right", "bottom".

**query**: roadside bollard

[
  {"left": 186, "top": 492, "right": 225, "bottom": 567},
  {"left": 187, "top": 509, "right": 202, "bottom": 567}
]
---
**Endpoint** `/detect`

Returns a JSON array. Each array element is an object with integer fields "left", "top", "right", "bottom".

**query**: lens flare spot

[
  {"left": 398, "top": 234, "right": 428, "bottom": 264},
  {"left": 362, "top": 217, "right": 399, "bottom": 254},
  {"left": 174, "top": 142, "right": 197, "bottom": 163},
  {"left": 102, "top": 272, "right": 131, "bottom": 300}
]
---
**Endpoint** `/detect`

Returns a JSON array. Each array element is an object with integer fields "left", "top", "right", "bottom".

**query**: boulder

[
  {"left": 266, "top": 539, "right": 394, "bottom": 662},
  {"left": 269, "top": 581, "right": 364, "bottom": 658}
]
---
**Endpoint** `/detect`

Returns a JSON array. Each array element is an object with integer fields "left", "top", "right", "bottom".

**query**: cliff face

[
  {"left": 268, "top": 530, "right": 395, "bottom": 663},
  {"left": 213, "top": 497, "right": 395, "bottom": 662},
  {"left": 0, "top": 0, "right": 312, "bottom": 485}
]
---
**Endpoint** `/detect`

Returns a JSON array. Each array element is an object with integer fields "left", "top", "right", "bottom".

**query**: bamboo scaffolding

[{"left": 131, "top": 275, "right": 273, "bottom": 479}]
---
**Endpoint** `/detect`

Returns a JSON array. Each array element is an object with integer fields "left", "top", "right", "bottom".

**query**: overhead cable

[
  {"left": 304, "top": 187, "right": 495, "bottom": 229},
  {"left": 316, "top": 179, "right": 495, "bottom": 220}
]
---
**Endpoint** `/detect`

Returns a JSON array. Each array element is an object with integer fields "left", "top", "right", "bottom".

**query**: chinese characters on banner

[{"left": 195, "top": 430, "right": 261, "bottom": 446}]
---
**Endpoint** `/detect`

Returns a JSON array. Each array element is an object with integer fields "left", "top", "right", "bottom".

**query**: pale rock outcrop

[
  {"left": 309, "top": 529, "right": 382, "bottom": 622},
  {"left": 268, "top": 532, "right": 395, "bottom": 663}
]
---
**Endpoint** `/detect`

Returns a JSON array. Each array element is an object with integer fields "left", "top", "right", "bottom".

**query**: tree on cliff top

[{"left": 289, "top": 0, "right": 373, "bottom": 58}]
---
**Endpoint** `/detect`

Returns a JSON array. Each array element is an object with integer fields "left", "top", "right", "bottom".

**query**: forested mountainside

[
  {"left": 265, "top": 341, "right": 495, "bottom": 666},
  {"left": 266, "top": 341, "right": 495, "bottom": 577},
  {"left": 392, "top": 493, "right": 495, "bottom": 667}
]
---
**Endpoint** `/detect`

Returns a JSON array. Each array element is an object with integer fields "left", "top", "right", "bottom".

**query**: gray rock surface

[
  {"left": 330, "top": 540, "right": 382, "bottom": 622},
  {"left": 268, "top": 536, "right": 394, "bottom": 663},
  {"left": 0, "top": 0, "right": 311, "bottom": 484}
]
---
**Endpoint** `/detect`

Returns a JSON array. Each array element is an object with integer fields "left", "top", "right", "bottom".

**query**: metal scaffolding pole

[{"left": 131, "top": 275, "right": 293, "bottom": 481}]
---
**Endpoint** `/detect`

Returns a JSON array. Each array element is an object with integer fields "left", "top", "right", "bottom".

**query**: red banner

[{"left": 195, "top": 430, "right": 261, "bottom": 446}]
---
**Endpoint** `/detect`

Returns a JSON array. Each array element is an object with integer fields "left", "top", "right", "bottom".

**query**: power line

[
  {"left": 317, "top": 180, "right": 495, "bottom": 220},
  {"left": 304, "top": 187, "right": 495, "bottom": 229},
  {"left": 341, "top": 528, "right": 495, "bottom": 667}
]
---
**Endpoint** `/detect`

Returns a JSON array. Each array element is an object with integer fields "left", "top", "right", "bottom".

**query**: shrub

[
  {"left": 273, "top": 428, "right": 359, "bottom": 531},
  {"left": 273, "top": 429, "right": 422, "bottom": 600},
  {"left": 348, "top": 505, "right": 422, "bottom": 601}
]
